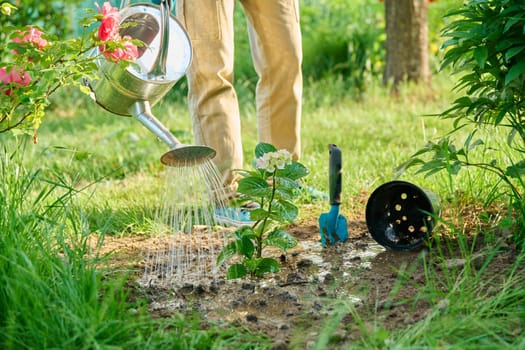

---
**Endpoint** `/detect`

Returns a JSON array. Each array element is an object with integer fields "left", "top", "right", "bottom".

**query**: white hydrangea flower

[{"left": 256, "top": 149, "right": 292, "bottom": 172}]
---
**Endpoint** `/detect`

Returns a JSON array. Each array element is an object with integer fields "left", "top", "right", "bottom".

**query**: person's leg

[
  {"left": 176, "top": 0, "right": 242, "bottom": 197},
  {"left": 241, "top": 0, "right": 302, "bottom": 160}
]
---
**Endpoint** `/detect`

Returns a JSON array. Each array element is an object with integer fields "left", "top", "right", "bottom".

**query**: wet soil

[{"left": 93, "top": 199, "right": 521, "bottom": 350}]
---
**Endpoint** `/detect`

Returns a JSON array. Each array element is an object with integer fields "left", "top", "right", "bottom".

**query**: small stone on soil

[
  {"left": 323, "top": 273, "right": 335, "bottom": 284},
  {"left": 241, "top": 282, "right": 255, "bottom": 291},
  {"left": 297, "top": 258, "right": 313, "bottom": 269},
  {"left": 286, "top": 272, "right": 306, "bottom": 284},
  {"left": 246, "top": 314, "right": 258, "bottom": 322},
  {"left": 277, "top": 291, "right": 298, "bottom": 302},
  {"left": 194, "top": 284, "right": 206, "bottom": 295}
]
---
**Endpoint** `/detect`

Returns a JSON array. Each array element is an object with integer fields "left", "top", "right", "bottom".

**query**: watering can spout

[{"left": 130, "top": 101, "right": 216, "bottom": 166}]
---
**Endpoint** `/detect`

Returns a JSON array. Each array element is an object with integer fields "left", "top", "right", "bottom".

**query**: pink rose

[
  {"left": 100, "top": 36, "right": 138, "bottom": 61},
  {"left": 13, "top": 26, "right": 48, "bottom": 48},
  {"left": 0, "top": 66, "right": 31, "bottom": 95},
  {"left": 95, "top": 2, "right": 138, "bottom": 62},
  {"left": 96, "top": 2, "right": 120, "bottom": 19},
  {"left": 12, "top": 26, "right": 47, "bottom": 54},
  {"left": 96, "top": 2, "right": 121, "bottom": 42},
  {"left": 98, "top": 15, "right": 120, "bottom": 42}
]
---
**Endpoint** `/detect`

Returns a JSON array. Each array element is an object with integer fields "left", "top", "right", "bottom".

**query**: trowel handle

[{"left": 328, "top": 144, "right": 342, "bottom": 206}]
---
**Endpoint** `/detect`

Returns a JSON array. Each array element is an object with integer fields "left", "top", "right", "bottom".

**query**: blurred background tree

[
  {"left": 383, "top": 0, "right": 431, "bottom": 88},
  {"left": 0, "top": 0, "right": 85, "bottom": 56}
]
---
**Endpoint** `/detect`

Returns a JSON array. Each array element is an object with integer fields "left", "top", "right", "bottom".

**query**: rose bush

[{"left": 0, "top": 1, "right": 139, "bottom": 140}]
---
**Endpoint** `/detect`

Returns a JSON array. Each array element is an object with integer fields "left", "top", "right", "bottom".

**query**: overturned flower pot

[{"left": 366, "top": 181, "right": 440, "bottom": 251}]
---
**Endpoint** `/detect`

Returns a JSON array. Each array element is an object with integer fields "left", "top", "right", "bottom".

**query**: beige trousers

[{"left": 176, "top": 0, "right": 303, "bottom": 196}]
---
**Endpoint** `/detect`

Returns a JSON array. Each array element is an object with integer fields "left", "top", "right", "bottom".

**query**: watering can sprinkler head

[
  {"left": 160, "top": 145, "right": 216, "bottom": 167},
  {"left": 130, "top": 101, "right": 216, "bottom": 166}
]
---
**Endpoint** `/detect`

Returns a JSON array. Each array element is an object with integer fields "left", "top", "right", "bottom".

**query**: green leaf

[
  {"left": 216, "top": 241, "right": 238, "bottom": 267},
  {"left": 248, "top": 207, "right": 269, "bottom": 221},
  {"left": 233, "top": 226, "right": 256, "bottom": 240},
  {"left": 504, "top": 61, "right": 525, "bottom": 85},
  {"left": 505, "top": 45, "right": 525, "bottom": 61},
  {"left": 274, "top": 175, "right": 301, "bottom": 190},
  {"left": 415, "top": 160, "right": 444, "bottom": 176},
  {"left": 464, "top": 132, "right": 484, "bottom": 152},
  {"left": 505, "top": 160, "right": 525, "bottom": 178},
  {"left": 255, "top": 258, "right": 280, "bottom": 276},
  {"left": 473, "top": 46, "right": 488, "bottom": 68},
  {"left": 217, "top": 229, "right": 255, "bottom": 265},
  {"left": 503, "top": 14, "right": 521, "bottom": 33},
  {"left": 78, "top": 85, "right": 92, "bottom": 95},
  {"left": 275, "top": 186, "right": 295, "bottom": 201},
  {"left": 507, "top": 128, "right": 517, "bottom": 146},
  {"left": 269, "top": 176, "right": 299, "bottom": 201},
  {"left": 271, "top": 200, "right": 298, "bottom": 222},
  {"left": 395, "top": 157, "right": 425, "bottom": 177},
  {"left": 255, "top": 143, "right": 277, "bottom": 158},
  {"left": 452, "top": 96, "right": 473, "bottom": 109},
  {"left": 226, "top": 264, "right": 248, "bottom": 279},
  {"left": 237, "top": 176, "right": 271, "bottom": 197},
  {"left": 238, "top": 235, "right": 255, "bottom": 259},
  {"left": 244, "top": 258, "right": 259, "bottom": 274},
  {"left": 264, "top": 230, "right": 298, "bottom": 251},
  {"left": 277, "top": 161, "right": 309, "bottom": 180}
]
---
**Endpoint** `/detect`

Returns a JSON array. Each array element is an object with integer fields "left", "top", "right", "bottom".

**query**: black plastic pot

[{"left": 365, "top": 181, "right": 440, "bottom": 250}]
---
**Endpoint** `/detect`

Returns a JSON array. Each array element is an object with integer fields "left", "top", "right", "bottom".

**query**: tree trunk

[{"left": 383, "top": 0, "right": 430, "bottom": 88}]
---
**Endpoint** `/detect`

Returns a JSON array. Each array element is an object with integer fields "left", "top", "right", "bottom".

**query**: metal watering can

[{"left": 86, "top": 0, "right": 215, "bottom": 166}]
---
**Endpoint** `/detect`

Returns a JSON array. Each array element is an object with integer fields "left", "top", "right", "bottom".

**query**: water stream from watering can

[{"left": 141, "top": 159, "right": 232, "bottom": 288}]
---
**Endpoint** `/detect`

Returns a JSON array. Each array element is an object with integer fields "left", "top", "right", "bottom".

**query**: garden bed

[{"left": 93, "top": 199, "right": 520, "bottom": 348}]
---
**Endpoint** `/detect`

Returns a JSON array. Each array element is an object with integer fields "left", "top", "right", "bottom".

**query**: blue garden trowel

[{"left": 318, "top": 144, "right": 348, "bottom": 246}]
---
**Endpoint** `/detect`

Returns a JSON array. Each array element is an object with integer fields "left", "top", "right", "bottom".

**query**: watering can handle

[
  {"left": 119, "top": 0, "right": 172, "bottom": 79},
  {"left": 148, "top": 0, "right": 172, "bottom": 78}
]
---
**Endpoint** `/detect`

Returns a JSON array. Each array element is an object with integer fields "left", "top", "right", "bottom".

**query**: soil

[{"left": 92, "top": 199, "right": 521, "bottom": 349}]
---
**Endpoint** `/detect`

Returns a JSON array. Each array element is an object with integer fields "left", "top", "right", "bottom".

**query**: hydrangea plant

[
  {"left": 0, "top": 1, "right": 139, "bottom": 139},
  {"left": 217, "top": 143, "right": 309, "bottom": 279}
]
